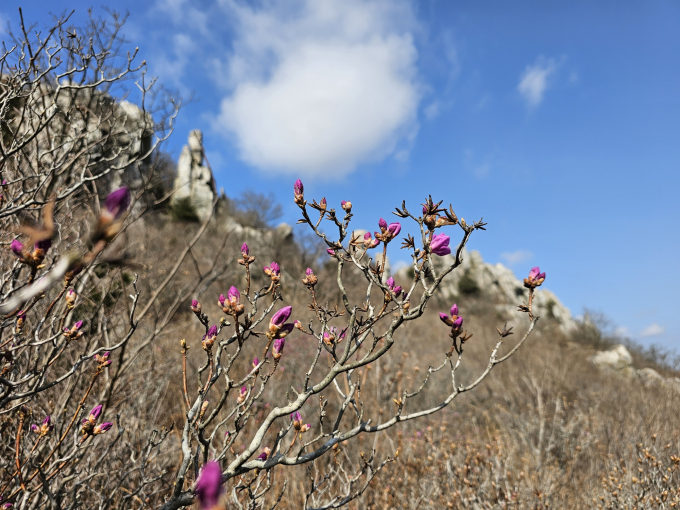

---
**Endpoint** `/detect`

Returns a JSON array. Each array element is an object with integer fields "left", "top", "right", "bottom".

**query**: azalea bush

[{"left": 0, "top": 9, "right": 549, "bottom": 510}]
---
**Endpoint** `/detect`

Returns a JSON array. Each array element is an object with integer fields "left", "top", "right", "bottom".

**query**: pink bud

[
  {"left": 227, "top": 286, "right": 240, "bottom": 304},
  {"left": 10, "top": 239, "right": 24, "bottom": 257},
  {"left": 270, "top": 306, "right": 292, "bottom": 328},
  {"left": 252, "top": 358, "right": 259, "bottom": 368},
  {"left": 195, "top": 461, "right": 223, "bottom": 510},
  {"left": 273, "top": 338, "right": 285, "bottom": 358},
  {"left": 241, "top": 243, "right": 249, "bottom": 256},
  {"left": 305, "top": 267, "right": 314, "bottom": 276},
  {"left": 294, "top": 179, "right": 304, "bottom": 196},
  {"left": 105, "top": 187, "right": 131, "bottom": 219},
  {"left": 326, "top": 248, "right": 335, "bottom": 256},
  {"left": 89, "top": 405, "right": 102, "bottom": 420},
  {"left": 430, "top": 233, "right": 451, "bottom": 256},
  {"left": 218, "top": 294, "right": 226, "bottom": 307},
  {"left": 453, "top": 316, "right": 463, "bottom": 329},
  {"left": 94, "top": 422, "right": 113, "bottom": 434},
  {"left": 378, "top": 218, "right": 388, "bottom": 231},
  {"left": 74, "top": 320, "right": 83, "bottom": 330},
  {"left": 387, "top": 222, "right": 401, "bottom": 237},
  {"left": 528, "top": 267, "right": 540, "bottom": 280},
  {"left": 450, "top": 304, "right": 458, "bottom": 317},
  {"left": 439, "top": 313, "right": 450, "bottom": 323},
  {"left": 34, "top": 239, "right": 52, "bottom": 252}
]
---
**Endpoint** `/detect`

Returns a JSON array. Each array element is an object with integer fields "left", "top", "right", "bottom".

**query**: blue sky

[{"left": 3, "top": 1, "right": 679, "bottom": 348}]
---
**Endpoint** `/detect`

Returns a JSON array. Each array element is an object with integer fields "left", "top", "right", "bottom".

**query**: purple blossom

[
  {"left": 273, "top": 337, "right": 285, "bottom": 358},
  {"left": 195, "top": 461, "right": 223, "bottom": 510},
  {"left": 528, "top": 267, "right": 546, "bottom": 281},
  {"left": 378, "top": 218, "right": 388, "bottom": 231},
  {"left": 450, "top": 304, "right": 458, "bottom": 316},
  {"left": 207, "top": 325, "right": 218, "bottom": 338},
  {"left": 42, "top": 416, "right": 52, "bottom": 428},
  {"left": 241, "top": 243, "right": 249, "bottom": 256},
  {"left": 439, "top": 313, "right": 450, "bottom": 323},
  {"left": 278, "top": 323, "right": 294, "bottom": 337},
  {"left": 453, "top": 316, "right": 463, "bottom": 329},
  {"left": 218, "top": 294, "right": 226, "bottom": 307},
  {"left": 294, "top": 179, "right": 304, "bottom": 197},
  {"left": 430, "top": 233, "right": 451, "bottom": 256},
  {"left": 291, "top": 411, "right": 302, "bottom": 422},
  {"left": 252, "top": 358, "right": 259, "bottom": 368},
  {"left": 306, "top": 267, "right": 314, "bottom": 276},
  {"left": 105, "top": 187, "right": 131, "bottom": 219},
  {"left": 264, "top": 261, "right": 280, "bottom": 276},
  {"left": 227, "top": 286, "right": 240, "bottom": 304},
  {"left": 31, "top": 424, "right": 39, "bottom": 433},
  {"left": 10, "top": 239, "right": 24, "bottom": 257},
  {"left": 73, "top": 320, "right": 83, "bottom": 330},
  {"left": 89, "top": 405, "right": 102, "bottom": 421},
  {"left": 257, "top": 449, "right": 270, "bottom": 461},
  {"left": 386, "top": 277, "right": 402, "bottom": 297},
  {"left": 387, "top": 222, "right": 401, "bottom": 237},
  {"left": 239, "top": 386, "right": 247, "bottom": 398},
  {"left": 270, "top": 306, "right": 292, "bottom": 328},
  {"left": 95, "top": 422, "right": 113, "bottom": 434},
  {"left": 319, "top": 197, "right": 327, "bottom": 209},
  {"left": 326, "top": 248, "right": 335, "bottom": 256},
  {"left": 191, "top": 300, "right": 201, "bottom": 313}
]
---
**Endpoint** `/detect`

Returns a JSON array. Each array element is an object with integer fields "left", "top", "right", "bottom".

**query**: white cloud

[
  {"left": 500, "top": 250, "right": 533, "bottom": 267},
  {"left": 614, "top": 326, "right": 630, "bottom": 338},
  {"left": 151, "top": 33, "right": 197, "bottom": 88},
  {"left": 518, "top": 56, "right": 559, "bottom": 108},
  {"left": 640, "top": 323, "right": 665, "bottom": 337},
  {"left": 213, "top": 0, "right": 422, "bottom": 177}
]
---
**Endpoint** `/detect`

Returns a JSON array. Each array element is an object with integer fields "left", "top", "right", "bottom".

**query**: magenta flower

[
  {"left": 94, "top": 422, "right": 113, "bottom": 434},
  {"left": 341, "top": 200, "right": 352, "bottom": 212},
  {"left": 204, "top": 325, "right": 218, "bottom": 339},
  {"left": 10, "top": 239, "right": 24, "bottom": 258},
  {"left": 363, "top": 232, "right": 380, "bottom": 249},
  {"left": 95, "top": 351, "right": 112, "bottom": 367},
  {"left": 191, "top": 299, "right": 202, "bottom": 314},
  {"left": 387, "top": 222, "right": 401, "bottom": 237},
  {"left": 306, "top": 267, "right": 314, "bottom": 276},
  {"left": 430, "top": 233, "right": 451, "bottom": 256},
  {"left": 439, "top": 304, "right": 462, "bottom": 330},
  {"left": 252, "top": 357, "right": 259, "bottom": 369},
  {"left": 294, "top": 179, "right": 304, "bottom": 197},
  {"left": 386, "top": 277, "right": 402, "bottom": 298},
  {"left": 218, "top": 294, "right": 226, "bottom": 307},
  {"left": 105, "top": 187, "right": 131, "bottom": 219},
  {"left": 326, "top": 248, "right": 335, "bottom": 256},
  {"left": 257, "top": 447, "right": 271, "bottom": 461},
  {"left": 270, "top": 306, "right": 292, "bottom": 329},
  {"left": 291, "top": 411, "right": 302, "bottom": 423},
  {"left": 237, "top": 386, "right": 248, "bottom": 404},
  {"left": 74, "top": 320, "right": 83, "bottom": 330},
  {"left": 241, "top": 243, "right": 249, "bottom": 256},
  {"left": 195, "top": 461, "right": 223, "bottom": 510},
  {"left": 524, "top": 266, "right": 546, "bottom": 288},
  {"left": 89, "top": 405, "right": 102, "bottom": 421},
  {"left": 264, "top": 262, "right": 280, "bottom": 276},
  {"left": 227, "top": 286, "right": 240, "bottom": 304},
  {"left": 273, "top": 338, "right": 285, "bottom": 359},
  {"left": 378, "top": 218, "right": 388, "bottom": 231}
]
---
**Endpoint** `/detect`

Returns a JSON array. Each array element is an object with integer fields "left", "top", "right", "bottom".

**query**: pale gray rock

[
  {"left": 171, "top": 130, "right": 216, "bottom": 221},
  {"left": 637, "top": 367, "right": 663, "bottom": 386},
  {"left": 590, "top": 345, "right": 634, "bottom": 372}
]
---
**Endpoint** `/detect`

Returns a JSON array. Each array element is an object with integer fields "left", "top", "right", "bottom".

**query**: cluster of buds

[
  {"left": 65, "top": 288, "right": 76, "bottom": 309},
  {"left": 291, "top": 411, "right": 311, "bottom": 434},
  {"left": 523, "top": 266, "right": 546, "bottom": 289},
  {"left": 302, "top": 267, "right": 317, "bottom": 288},
  {"left": 195, "top": 461, "right": 224, "bottom": 510},
  {"left": 361, "top": 232, "right": 380, "bottom": 249},
  {"left": 218, "top": 286, "right": 244, "bottom": 316},
  {"left": 341, "top": 200, "right": 352, "bottom": 212},
  {"left": 202, "top": 325, "right": 218, "bottom": 351},
  {"left": 263, "top": 261, "right": 281, "bottom": 284},
  {"left": 323, "top": 327, "right": 346, "bottom": 346},
  {"left": 257, "top": 446, "right": 271, "bottom": 461},
  {"left": 429, "top": 233, "right": 452, "bottom": 256},
  {"left": 267, "top": 306, "right": 294, "bottom": 343},
  {"left": 94, "top": 187, "right": 131, "bottom": 244},
  {"left": 374, "top": 218, "right": 401, "bottom": 244},
  {"left": 80, "top": 405, "right": 112, "bottom": 437},
  {"left": 385, "top": 277, "right": 403, "bottom": 299},
  {"left": 439, "top": 304, "right": 464, "bottom": 338},
  {"left": 94, "top": 351, "right": 112, "bottom": 369},
  {"left": 236, "top": 386, "right": 248, "bottom": 405},
  {"left": 10, "top": 238, "right": 52, "bottom": 269},
  {"left": 294, "top": 179, "right": 305, "bottom": 205},
  {"left": 30, "top": 416, "right": 54, "bottom": 437},
  {"left": 238, "top": 243, "right": 255, "bottom": 266},
  {"left": 63, "top": 320, "right": 84, "bottom": 340}
]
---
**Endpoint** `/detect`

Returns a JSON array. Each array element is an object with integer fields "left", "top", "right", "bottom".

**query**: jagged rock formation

[
  {"left": 590, "top": 344, "right": 680, "bottom": 390},
  {"left": 171, "top": 130, "right": 216, "bottom": 221},
  {"left": 397, "top": 249, "right": 575, "bottom": 333}
]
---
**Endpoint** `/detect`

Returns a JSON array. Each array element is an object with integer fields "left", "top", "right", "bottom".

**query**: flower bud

[
  {"left": 273, "top": 338, "right": 285, "bottom": 360},
  {"left": 65, "top": 288, "right": 76, "bottom": 308},
  {"left": 191, "top": 299, "right": 202, "bottom": 314},
  {"left": 341, "top": 200, "right": 352, "bottom": 212},
  {"left": 10, "top": 239, "right": 24, "bottom": 259},
  {"left": 195, "top": 461, "right": 224, "bottom": 510},
  {"left": 430, "top": 233, "right": 451, "bottom": 256},
  {"left": 241, "top": 243, "right": 249, "bottom": 256},
  {"left": 523, "top": 266, "right": 546, "bottom": 288},
  {"left": 387, "top": 222, "right": 401, "bottom": 237},
  {"left": 294, "top": 179, "right": 304, "bottom": 204},
  {"left": 105, "top": 188, "right": 131, "bottom": 220},
  {"left": 269, "top": 306, "right": 292, "bottom": 331},
  {"left": 378, "top": 218, "right": 388, "bottom": 232},
  {"left": 326, "top": 248, "right": 335, "bottom": 256},
  {"left": 257, "top": 447, "right": 271, "bottom": 461},
  {"left": 94, "top": 422, "right": 113, "bottom": 434},
  {"left": 237, "top": 386, "right": 248, "bottom": 404}
]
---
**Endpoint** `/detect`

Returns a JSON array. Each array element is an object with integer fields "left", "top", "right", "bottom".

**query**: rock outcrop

[
  {"left": 590, "top": 344, "right": 680, "bottom": 390},
  {"left": 171, "top": 130, "right": 216, "bottom": 221},
  {"left": 396, "top": 249, "right": 575, "bottom": 333}
]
